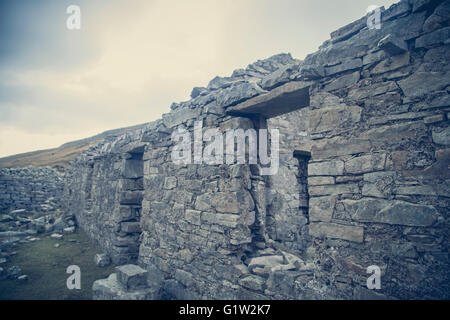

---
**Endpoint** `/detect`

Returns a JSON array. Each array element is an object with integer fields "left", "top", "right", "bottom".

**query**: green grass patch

[{"left": 0, "top": 229, "right": 115, "bottom": 300}]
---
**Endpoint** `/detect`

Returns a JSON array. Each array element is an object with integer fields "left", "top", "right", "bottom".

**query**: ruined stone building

[{"left": 3, "top": 0, "right": 449, "bottom": 299}]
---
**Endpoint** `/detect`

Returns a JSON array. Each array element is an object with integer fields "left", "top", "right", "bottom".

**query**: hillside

[{"left": 0, "top": 123, "right": 149, "bottom": 171}]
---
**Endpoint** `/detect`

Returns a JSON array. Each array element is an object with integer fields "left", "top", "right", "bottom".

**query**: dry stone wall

[
  {"left": 0, "top": 167, "right": 63, "bottom": 213},
  {"left": 63, "top": 130, "right": 148, "bottom": 265},
  {"left": 65, "top": 0, "right": 449, "bottom": 300}
]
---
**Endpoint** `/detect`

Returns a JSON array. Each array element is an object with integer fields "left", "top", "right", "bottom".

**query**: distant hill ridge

[{"left": 0, "top": 122, "right": 149, "bottom": 171}]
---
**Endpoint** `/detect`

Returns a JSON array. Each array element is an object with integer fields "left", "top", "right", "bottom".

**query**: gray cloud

[{"left": 0, "top": 0, "right": 398, "bottom": 157}]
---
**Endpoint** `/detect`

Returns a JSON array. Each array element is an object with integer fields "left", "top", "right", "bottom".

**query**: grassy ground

[{"left": 0, "top": 229, "right": 115, "bottom": 300}]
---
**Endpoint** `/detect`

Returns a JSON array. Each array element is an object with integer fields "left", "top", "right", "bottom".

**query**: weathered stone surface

[
  {"left": 345, "top": 153, "right": 386, "bottom": 174},
  {"left": 248, "top": 255, "right": 284, "bottom": 273},
  {"left": 378, "top": 34, "right": 408, "bottom": 55},
  {"left": 368, "top": 111, "right": 430, "bottom": 125},
  {"left": 113, "top": 206, "right": 137, "bottom": 222},
  {"left": 309, "top": 105, "right": 362, "bottom": 133},
  {"left": 324, "top": 71, "right": 360, "bottom": 91},
  {"left": 360, "top": 121, "right": 426, "bottom": 143},
  {"left": 307, "top": 176, "right": 335, "bottom": 186},
  {"left": 371, "top": 52, "right": 410, "bottom": 74},
  {"left": 432, "top": 126, "right": 450, "bottom": 145},
  {"left": 216, "top": 82, "right": 266, "bottom": 108},
  {"left": 395, "top": 185, "right": 437, "bottom": 196},
  {"left": 298, "top": 64, "right": 325, "bottom": 79},
  {"left": 309, "top": 183, "right": 359, "bottom": 196},
  {"left": 336, "top": 175, "right": 363, "bottom": 183},
  {"left": 421, "top": 148, "right": 450, "bottom": 179},
  {"left": 121, "top": 222, "right": 141, "bottom": 233},
  {"left": 116, "top": 264, "right": 148, "bottom": 290},
  {"left": 411, "top": 0, "right": 438, "bottom": 12},
  {"left": 260, "top": 61, "right": 302, "bottom": 90},
  {"left": 309, "top": 160, "right": 344, "bottom": 176},
  {"left": 309, "top": 222, "right": 364, "bottom": 243},
  {"left": 93, "top": 273, "right": 159, "bottom": 300},
  {"left": 184, "top": 209, "right": 201, "bottom": 226},
  {"left": 324, "top": 58, "right": 362, "bottom": 76},
  {"left": 119, "top": 191, "right": 143, "bottom": 205},
  {"left": 382, "top": 0, "right": 411, "bottom": 22},
  {"left": 312, "top": 138, "right": 371, "bottom": 159},
  {"left": 305, "top": 10, "right": 426, "bottom": 67},
  {"left": 220, "top": 117, "right": 254, "bottom": 131},
  {"left": 195, "top": 192, "right": 240, "bottom": 213},
  {"left": 415, "top": 27, "right": 450, "bottom": 48},
  {"left": 163, "top": 177, "right": 177, "bottom": 190},
  {"left": 362, "top": 183, "right": 386, "bottom": 198},
  {"left": 239, "top": 275, "right": 265, "bottom": 291},
  {"left": 201, "top": 212, "right": 239, "bottom": 227},
  {"left": 363, "top": 50, "right": 388, "bottom": 66},
  {"left": 309, "top": 196, "right": 337, "bottom": 222},
  {"left": 363, "top": 171, "right": 397, "bottom": 183},
  {"left": 348, "top": 81, "right": 399, "bottom": 101},
  {"left": 424, "top": 114, "right": 445, "bottom": 124},
  {"left": 190, "top": 86, "right": 207, "bottom": 99},
  {"left": 330, "top": 15, "right": 367, "bottom": 43},
  {"left": 175, "top": 269, "right": 194, "bottom": 287},
  {"left": 229, "top": 227, "right": 252, "bottom": 245},
  {"left": 162, "top": 107, "right": 201, "bottom": 128},
  {"left": 114, "top": 235, "right": 138, "bottom": 248},
  {"left": 162, "top": 279, "right": 199, "bottom": 299},
  {"left": 423, "top": 45, "right": 450, "bottom": 66},
  {"left": 266, "top": 270, "right": 304, "bottom": 298},
  {"left": 227, "top": 81, "right": 310, "bottom": 118},
  {"left": 342, "top": 198, "right": 438, "bottom": 226},
  {"left": 423, "top": 1, "right": 450, "bottom": 32}
]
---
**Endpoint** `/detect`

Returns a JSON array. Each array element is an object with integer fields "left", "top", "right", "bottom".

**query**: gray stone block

[
  {"left": 378, "top": 34, "right": 408, "bottom": 55},
  {"left": 416, "top": 27, "right": 450, "bottom": 48},
  {"left": 309, "top": 196, "right": 337, "bottom": 222},
  {"left": 239, "top": 275, "right": 265, "bottom": 291},
  {"left": 324, "top": 71, "right": 360, "bottom": 91},
  {"left": 116, "top": 264, "right": 148, "bottom": 290},
  {"left": 344, "top": 153, "right": 386, "bottom": 174},
  {"left": 93, "top": 273, "right": 159, "bottom": 300},
  {"left": 309, "top": 222, "right": 364, "bottom": 243},
  {"left": 308, "top": 160, "right": 344, "bottom": 176},
  {"left": 432, "top": 126, "right": 450, "bottom": 145},
  {"left": 342, "top": 198, "right": 438, "bottom": 226}
]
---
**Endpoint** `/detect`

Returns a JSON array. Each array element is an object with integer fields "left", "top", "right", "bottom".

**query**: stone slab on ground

[{"left": 92, "top": 273, "right": 159, "bottom": 300}]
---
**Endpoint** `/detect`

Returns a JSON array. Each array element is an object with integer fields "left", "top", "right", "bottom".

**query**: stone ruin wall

[
  {"left": 63, "top": 131, "right": 148, "bottom": 265},
  {"left": 0, "top": 167, "right": 63, "bottom": 213},
  {"left": 63, "top": 0, "right": 449, "bottom": 299}
]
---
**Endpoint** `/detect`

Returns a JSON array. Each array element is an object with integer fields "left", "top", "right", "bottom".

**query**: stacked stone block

[{"left": 93, "top": 264, "right": 159, "bottom": 299}]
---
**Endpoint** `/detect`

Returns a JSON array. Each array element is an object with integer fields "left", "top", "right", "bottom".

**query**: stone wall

[
  {"left": 284, "top": 0, "right": 450, "bottom": 299},
  {"left": 63, "top": 130, "right": 148, "bottom": 265},
  {"left": 69, "top": 0, "right": 449, "bottom": 300},
  {"left": 0, "top": 166, "right": 63, "bottom": 213}
]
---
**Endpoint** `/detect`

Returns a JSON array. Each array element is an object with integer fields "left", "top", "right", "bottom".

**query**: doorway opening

[{"left": 293, "top": 150, "right": 311, "bottom": 223}]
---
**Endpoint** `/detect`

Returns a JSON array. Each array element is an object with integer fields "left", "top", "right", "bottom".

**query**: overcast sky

[{"left": 0, "top": 0, "right": 398, "bottom": 157}]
